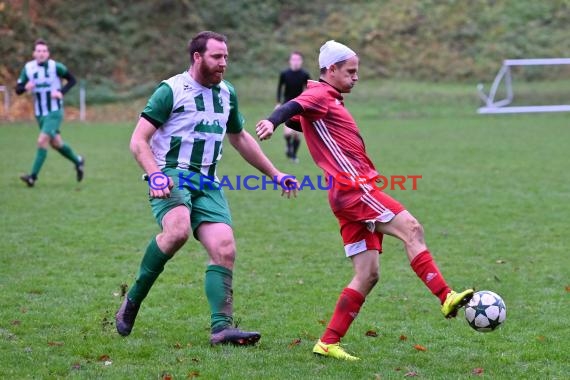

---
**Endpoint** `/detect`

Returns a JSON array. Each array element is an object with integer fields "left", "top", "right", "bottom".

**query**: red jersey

[{"left": 293, "top": 80, "right": 379, "bottom": 210}]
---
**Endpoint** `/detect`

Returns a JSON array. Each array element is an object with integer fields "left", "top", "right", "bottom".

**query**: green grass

[{"left": 1, "top": 83, "right": 569, "bottom": 379}]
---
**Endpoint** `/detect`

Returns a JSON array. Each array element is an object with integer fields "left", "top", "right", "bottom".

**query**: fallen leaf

[
  {"left": 48, "top": 341, "right": 64, "bottom": 346},
  {"left": 413, "top": 344, "right": 427, "bottom": 351},
  {"left": 174, "top": 342, "right": 182, "bottom": 349},
  {"left": 161, "top": 373, "right": 173, "bottom": 380},
  {"left": 565, "top": 285, "right": 570, "bottom": 292},
  {"left": 365, "top": 330, "right": 378, "bottom": 337},
  {"left": 191, "top": 358, "right": 200, "bottom": 363},
  {"left": 496, "top": 259, "right": 506, "bottom": 264},
  {"left": 404, "top": 371, "right": 418, "bottom": 377},
  {"left": 188, "top": 371, "right": 200, "bottom": 378},
  {"left": 11, "top": 320, "right": 21, "bottom": 326},
  {"left": 394, "top": 367, "right": 402, "bottom": 371},
  {"left": 399, "top": 335, "right": 408, "bottom": 341},
  {"left": 472, "top": 367, "right": 484, "bottom": 375},
  {"left": 98, "top": 354, "right": 111, "bottom": 362},
  {"left": 537, "top": 335, "right": 546, "bottom": 341},
  {"left": 317, "top": 319, "right": 327, "bottom": 326},
  {"left": 288, "top": 338, "right": 302, "bottom": 348}
]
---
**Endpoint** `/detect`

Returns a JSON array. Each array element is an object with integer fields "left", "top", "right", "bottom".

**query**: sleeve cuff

[{"left": 141, "top": 112, "right": 162, "bottom": 128}]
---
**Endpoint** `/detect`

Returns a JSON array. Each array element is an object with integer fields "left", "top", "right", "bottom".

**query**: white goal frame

[
  {"left": 477, "top": 58, "right": 570, "bottom": 114},
  {"left": 0, "top": 85, "right": 9, "bottom": 117}
]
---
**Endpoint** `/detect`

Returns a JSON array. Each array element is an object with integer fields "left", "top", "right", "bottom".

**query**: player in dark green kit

[
  {"left": 16, "top": 39, "right": 84, "bottom": 187},
  {"left": 115, "top": 31, "right": 297, "bottom": 345}
]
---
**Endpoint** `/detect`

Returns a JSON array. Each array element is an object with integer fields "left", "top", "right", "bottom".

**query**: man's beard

[{"left": 200, "top": 63, "right": 224, "bottom": 86}]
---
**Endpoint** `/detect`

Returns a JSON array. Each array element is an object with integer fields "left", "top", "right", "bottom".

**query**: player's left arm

[
  {"left": 52, "top": 62, "right": 76, "bottom": 99},
  {"left": 228, "top": 130, "right": 298, "bottom": 197}
]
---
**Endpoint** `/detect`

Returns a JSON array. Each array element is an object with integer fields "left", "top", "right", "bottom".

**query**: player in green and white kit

[
  {"left": 16, "top": 39, "right": 84, "bottom": 187},
  {"left": 116, "top": 31, "right": 297, "bottom": 345}
]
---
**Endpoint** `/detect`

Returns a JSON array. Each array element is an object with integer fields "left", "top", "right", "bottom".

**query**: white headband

[{"left": 318, "top": 40, "right": 356, "bottom": 69}]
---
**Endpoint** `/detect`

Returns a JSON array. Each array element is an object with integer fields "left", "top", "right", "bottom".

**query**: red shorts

[{"left": 332, "top": 189, "right": 405, "bottom": 257}]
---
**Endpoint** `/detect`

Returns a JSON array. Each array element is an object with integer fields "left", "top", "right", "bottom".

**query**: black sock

[
  {"left": 292, "top": 138, "right": 301, "bottom": 158},
  {"left": 285, "top": 136, "right": 293, "bottom": 157}
]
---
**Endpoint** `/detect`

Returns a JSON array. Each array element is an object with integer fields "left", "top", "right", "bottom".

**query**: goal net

[{"left": 477, "top": 58, "right": 570, "bottom": 114}]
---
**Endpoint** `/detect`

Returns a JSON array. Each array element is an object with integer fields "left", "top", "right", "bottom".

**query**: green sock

[
  {"left": 205, "top": 265, "right": 234, "bottom": 333},
  {"left": 31, "top": 148, "right": 48, "bottom": 177},
  {"left": 127, "top": 237, "right": 172, "bottom": 304},
  {"left": 56, "top": 143, "right": 80, "bottom": 165}
]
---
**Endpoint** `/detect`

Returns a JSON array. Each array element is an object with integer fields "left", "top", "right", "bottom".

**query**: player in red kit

[{"left": 256, "top": 40, "right": 474, "bottom": 361}]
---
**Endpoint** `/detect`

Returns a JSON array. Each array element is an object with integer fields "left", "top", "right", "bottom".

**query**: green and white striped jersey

[
  {"left": 17, "top": 59, "right": 68, "bottom": 117},
  {"left": 142, "top": 71, "right": 244, "bottom": 177}
]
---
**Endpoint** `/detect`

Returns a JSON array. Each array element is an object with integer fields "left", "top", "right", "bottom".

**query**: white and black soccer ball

[{"left": 464, "top": 290, "right": 506, "bottom": 332}]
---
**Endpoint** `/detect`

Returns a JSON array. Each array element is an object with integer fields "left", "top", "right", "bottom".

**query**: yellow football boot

[
  {"left": 313, "top": 339, "right": 360, "bottom": 361},
  {"left": 441, "top": 289, "right": 475, "bottom": 318}
]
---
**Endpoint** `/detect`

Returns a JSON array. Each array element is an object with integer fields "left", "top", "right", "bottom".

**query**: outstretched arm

[
  {"left": 228, "top": 130, "right": 298, "bottom": 197},
  {"left": 256, "top": 100, "right": 303, "bottom": 140}
]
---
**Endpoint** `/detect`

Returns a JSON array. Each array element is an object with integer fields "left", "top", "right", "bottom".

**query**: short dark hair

[
  {"left": 188, "top": 31, "right": 227, "bottom": 64},
  {"left": 34, "top": 39, "right": 48, "bottom": 48},
  {"left": 290, "top": 51, "right": 303, "bottom": 58},
  {"left": 319, "top": 59, "right": 348, "bottom": 75}
]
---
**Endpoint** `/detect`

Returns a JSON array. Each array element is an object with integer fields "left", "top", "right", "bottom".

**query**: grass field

[{"left": 1, "top": 81, "right": 569, "bottom": 379}]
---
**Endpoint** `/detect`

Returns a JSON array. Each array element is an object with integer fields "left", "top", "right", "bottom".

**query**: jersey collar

[{"left": 309, "top": 79, "right": 344, "bottom": 101}]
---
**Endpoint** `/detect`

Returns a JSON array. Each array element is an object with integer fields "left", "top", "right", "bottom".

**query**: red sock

[
  {"left": 410, "top": 250, "right": 451, "bottom": 304},
  {"left": 321, "top": 288, "right": 365, "bottom": 344}
]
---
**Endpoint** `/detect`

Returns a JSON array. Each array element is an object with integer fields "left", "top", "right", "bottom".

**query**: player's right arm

[
  {"left": 15, "top": 67, "right": 32, "bottom": 95},
  {"left": 131, "top": 82, "right": 174, "bottom": 199},
  {"left": 130, "top": 118, "right": 173, "bottom": 199}
]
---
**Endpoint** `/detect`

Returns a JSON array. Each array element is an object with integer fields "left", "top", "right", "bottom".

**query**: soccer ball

[{"left": 464, "top": 290, "right": 506, "bottom": 332}]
